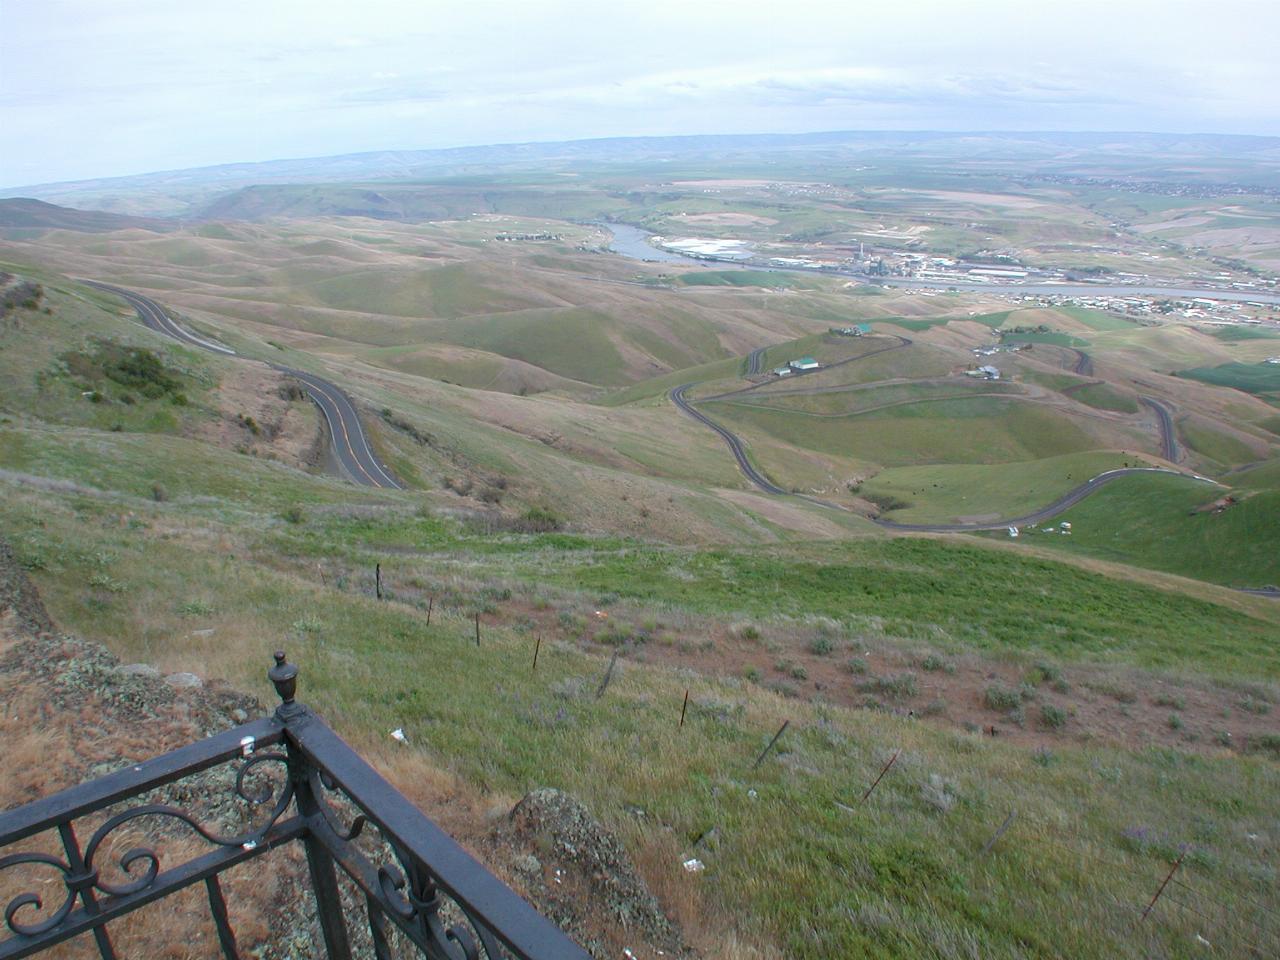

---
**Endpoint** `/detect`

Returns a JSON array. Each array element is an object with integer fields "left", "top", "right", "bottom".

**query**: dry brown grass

[{"left": 0, "top": 620, "right": 290, "bottom": 958}]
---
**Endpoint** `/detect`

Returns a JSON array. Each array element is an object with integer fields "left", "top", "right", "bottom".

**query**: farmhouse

[
  {"left": 966, "top": 364, "right": 1001, "bottom": 380},
  {"left": 789, "top": 357, "right": 821, "bottom": 372}
]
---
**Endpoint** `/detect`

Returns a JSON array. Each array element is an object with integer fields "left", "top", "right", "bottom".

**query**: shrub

[
  {"left": 1029, "top": 661, "right": 1062, "bottom": 685},
  {"left": 150, "top": 482, "right": 168, "bottom": 502},
  {"left": 920, "top": 774, "right": 958, "bottom": 813},
  {"left": 921, "top": 653, "right": 954, "bottom": 673},
  {"left": 518, "top": 506, "right": 562, "bottom": 532},
  {"left": 845, "top": 657, "right": 868, "bottom": 675},
  {"left": 1153, "top": 693, "right": 1186, "bottom": 710},
  {"left": 1239, "top": 695, "right": 1271, "bottom": 715},
  {"left": 1167, "top": 714, "right": 1184, "bottom": 731},
  {"left": 1243, "top": 733, "right": 1280, "bottom": 760},
  {"left": 764, "top": 678, "right": 799, "bottom": 699},
  {"left": 984, "top": 684, "right": 1024, "bottom": 712},
  {"left": 860, "top": 673, "right": 918, "bottom": 701},
  {"left": 808, "top": 636, "right": 834, "bottom": 656},
  {"left": 1039, "top": 705, "right": 1068, "bottom": 730},
  {"left": 731, "top": 622, "right": 761, "bottom": 641},
  {"left": 744, "top": 666, "right": 761, "bottom": 683},
  {"left": 281, "top": 505, "right": 306, "bottom": 524}
]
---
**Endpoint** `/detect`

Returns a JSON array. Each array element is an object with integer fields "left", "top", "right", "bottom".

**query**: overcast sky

[{"left": 2, "top": 0, "right": 1278, "bottom": 188}]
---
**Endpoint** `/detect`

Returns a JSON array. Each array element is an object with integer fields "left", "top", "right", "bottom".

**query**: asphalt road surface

[
  {"left": 671, "top": 382, "right": 788, "bottom": 495},
  {"left": 1140, "top": 396, "right": 1180, "bottom": 463},
  {"left": 84, "top": 281, "right": 402, "bottom": 490}
]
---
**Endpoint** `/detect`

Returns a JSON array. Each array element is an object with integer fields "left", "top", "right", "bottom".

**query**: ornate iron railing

[{"left": 0, "top": 652, "right": 590, "bottom": 960}]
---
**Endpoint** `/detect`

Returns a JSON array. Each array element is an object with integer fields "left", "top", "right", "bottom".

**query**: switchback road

[
  {"left": 84, "top": 281, "right": 402, "bottom": 490},
  {"left": 672, "top": 336, "right": 1211, "bottom": 532}
]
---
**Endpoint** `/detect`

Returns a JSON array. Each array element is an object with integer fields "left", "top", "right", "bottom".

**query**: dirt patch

[
  {"left": 191, "top": 364, "right": 322, "bottom": 469},
  {"left": 508, "top": 788, "right": 690, "bottom": 957},
  {"left": 427, "top": 590, "right": 1279, "bottom": 760}
]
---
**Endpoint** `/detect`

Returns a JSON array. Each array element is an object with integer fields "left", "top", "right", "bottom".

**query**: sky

[{"left": 2, "top": 0, "right": 1278, "bottom": 188}]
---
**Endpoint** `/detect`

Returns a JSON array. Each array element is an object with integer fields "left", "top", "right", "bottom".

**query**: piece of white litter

[
  {"left": 390, "top": 728, "right": 407, "bottom": 743},
  {"left": 1195, "top": 934, "right": 1211, "bottom": 947},
  {"left": 747, "top": 789, "right": 758, "bottom": 800},
  {"left": 682, "top": 858, "right": 705, "bottom": 873},
  {"left": 623, "top": 949, "right": 637, "bottom": 960},
  {"left": 554, "top": 868, "right": 563, "bottom": 885}
]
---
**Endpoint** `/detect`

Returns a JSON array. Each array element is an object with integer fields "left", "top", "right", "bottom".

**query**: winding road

[
  {"left": 1140, "top": 396, "right": 1180, "bottom": 463},
  {"left": 84, "top": 281, "right": 402, "bottom": 490},
  {"left": 671, "top": 334, "right": 1209, "bottom": 532}
]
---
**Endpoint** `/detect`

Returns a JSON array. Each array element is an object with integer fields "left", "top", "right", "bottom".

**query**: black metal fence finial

[{"left": 269, "top": 650, "right": 302, "bottom": 720}]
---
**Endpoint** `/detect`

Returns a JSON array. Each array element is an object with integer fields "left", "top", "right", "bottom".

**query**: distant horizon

[
  {"left": 4, "top": 125, "right": 1279, "bottom": 194},
  {"left": 4, "top": 1, "right": 1277, "bottom": 189}
]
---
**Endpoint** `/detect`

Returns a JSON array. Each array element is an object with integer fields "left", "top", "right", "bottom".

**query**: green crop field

[
  {"left": 1178, "top": 362, "right": 1280, "bottom": 396},
  {"left": 1001, "top": 330, "right": 1091, "bottom": 348},
  {"left": 709, "top": 397, "right": 1102, "bottom": 467},
  {"left": 677, "top": 269, "right": 811, "bottom": 289},
  {"left": 1180, "top": 420, "right": 1264, "bottom": 468},
  {"left": 857, "top": 452, "right": 1145, "bottom": 523},
  {"left": 1208, "top": 325, "right": 1280, "bottom": 341},
  {"left": 1069, "top": 382, "right": 1140, "bottom": 413}
]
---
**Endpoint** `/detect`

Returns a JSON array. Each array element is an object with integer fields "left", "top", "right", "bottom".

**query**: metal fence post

[{"left": 271, "top": 651, "right": 354, "bottom": 960}]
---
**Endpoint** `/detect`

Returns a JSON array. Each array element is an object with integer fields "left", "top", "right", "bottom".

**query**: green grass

[
  {"left": 1000, "top": 330, "right": 1091, "bottom": 348},
  {"left": 1056, "top": 307, "right": 1137, "bottom": 332},
  {"left": 10, "top": 481, "right": 1277, "bottom": 958},
  {"left": 1207, "top": 326, "right": 1280, "bottom": 342},
  {"left": 711, "top": 397, "right": 1101, "bottom": 467},
  {"left": 598, "top": 356, "right": 744, "bottom": 406},
  {"left": 1006, "top": 472, "right": 1280, "bottom": 588},
  {"left": 857, "top": 452, "right": 1144, "bottom": 523},
  {"left": 1180, "top": 421, "right": 1262, "bottom": 468},
  {"left": 429, "top": 307, "right": 631, "bottom": 385},
  {"left": 881, "top": 310, "right": 1009, "bottom": 332},
  {"left": 0, "top": 281, "right": 224, "bottom": 436},
  {"left": 1177, "top": 362, "right": 1280, "bottom": 396},
  {"left": 1069, "top": 382, "right": 1140, "bottom": 413}
]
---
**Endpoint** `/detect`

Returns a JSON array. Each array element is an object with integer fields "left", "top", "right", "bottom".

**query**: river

[{"left": 601, "top": 223, "right": 1280, "bottom": 305}]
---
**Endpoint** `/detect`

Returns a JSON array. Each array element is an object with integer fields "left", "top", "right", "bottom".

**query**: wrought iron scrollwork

[
  {"left": 1, "top": 751, "right": 293, "bottom": 934},
  {"left": 0, "top": 852, "right": 76, "bottom": 936}
]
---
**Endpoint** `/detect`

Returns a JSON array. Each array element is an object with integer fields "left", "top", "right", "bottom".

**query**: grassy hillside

[
  {"left": 1010, "top": 471, "right": 1280, "bottom": 588},
  {"left": 858, "top": 452, "right": 1148, "bottom": 523},
  {"left": 1178, "top": 362, "right": 1280, "bottom": 397},
  {"left": 4, "top": 442, "right": 1278, "bottom": 958},
  {"left": 2, "top": 213, "right": 1279, "bottom": 957}
]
